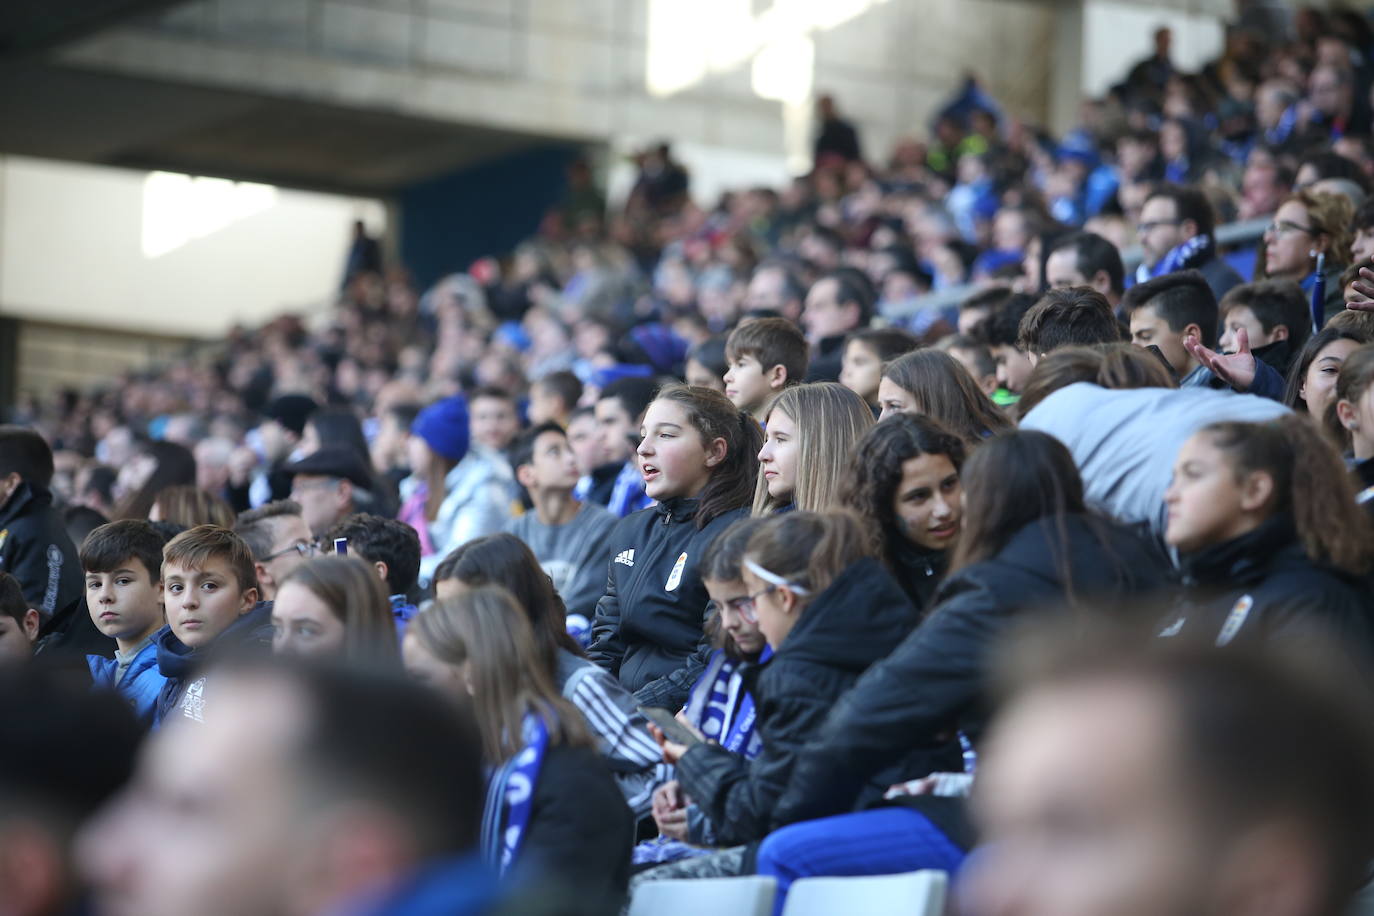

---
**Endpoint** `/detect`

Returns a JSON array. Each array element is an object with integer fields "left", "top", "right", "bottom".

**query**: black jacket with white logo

[
  {"left": 0, "top": 482, "right": 82, "bottom": 618},
  {"left": 588, "top": 498, "right": 747, "bottom": 710}
]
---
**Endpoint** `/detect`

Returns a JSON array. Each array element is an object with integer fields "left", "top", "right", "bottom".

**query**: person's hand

[
  {"left": 674, "top": 710, "right": 707, "bottom": 743},
  {"left": 1185, "top": 326, "right": 1256, "bottom": 392},
  {"left": 884, "top": 775, "right": 941, "bottom": 799},
  {"left": 1348, "top": 267, "right": 1374, "bottom": 312},
  {"left": 884, "top": 772, "right": 975, "bottom": 799},
  {"left": 648, "top": 724, "right": 689, "bottom": 765},
  {"left": 651, "top": 781, "right": 690, "bottom": 841}
]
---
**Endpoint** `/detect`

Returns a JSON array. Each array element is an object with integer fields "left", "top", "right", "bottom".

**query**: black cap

[
  {"left": 262, "top": 395, "right": 319, "bottom": 436},
  {"left": 283, "top": 447, "right": 373, "bottom": 491}
]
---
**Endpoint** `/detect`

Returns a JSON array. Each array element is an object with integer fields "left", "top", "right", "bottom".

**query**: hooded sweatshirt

[{"left": 154, "top": 601, "right": 274, "bottom": 725}]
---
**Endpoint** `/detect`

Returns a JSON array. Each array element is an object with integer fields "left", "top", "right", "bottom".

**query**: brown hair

[
  {"left": 882, "top": 349, "right": 1011, "bottom": 444},
  {"left": 724, "top": 317, "right": 810, "bottom": 386},
  {"left": 411, "top": 585, "right": 591, "bottom": 763},
  {"left": 754, "top": 383, "right": 875, "bottom": 515},
  {"left": 279, "top": 556, "right": 399, "bottom": 668},
  {"left": 1202, "top": 415, "right": 1373, "bottom": 575},
  {"left": 1266, "top": 190, "right": 1354, "bottom": 275},
  {"left": 1017, "top": 287, "right": 1124, "bottom": 355},
  {"left": 1328, "top": 344, "right": 1374, "bottom": 452},
  {"left": 1016, "top": 343, "right": 1177, "bottom": 419},
  {"left": 152, "top": 485, "right": 235, "bottom": 529},
  {"left": 162, "top": 525, "right": 259, "bottom": 595},
  {"left": 651, "top": 384, "right": 763, "bottom": 528},
  {"left": 741, "top": 510, "right": 874, "bottom": 605}
]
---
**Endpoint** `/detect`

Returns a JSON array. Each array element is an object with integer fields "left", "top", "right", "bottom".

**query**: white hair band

[{"left": 743, "top": 558, "right": 810, "bottom": 596}]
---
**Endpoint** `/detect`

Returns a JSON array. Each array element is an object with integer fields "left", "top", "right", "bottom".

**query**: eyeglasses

[
  {"left": 707, "top": 595, "right": 759, "bottom": 623},
  {"left": 1263, "top": 220, "right": 1315, "bottom": 238},
  {"left": 1136, "top": 219, "right": 1180, "bottom": 234},
  {"left": 263, "top": 540, "right": 318, "bottom": 562}
]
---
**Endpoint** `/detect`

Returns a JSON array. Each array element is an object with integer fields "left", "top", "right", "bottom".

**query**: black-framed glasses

[
  {"left": 1263, "top": 220, "right": 1315, "bottom": 238},
  {"left": 263, "top": 540, "right": 318, "bottom": 562},
  {"left": 1136, "top": 219, "right": 1180, "bottom": 234}
]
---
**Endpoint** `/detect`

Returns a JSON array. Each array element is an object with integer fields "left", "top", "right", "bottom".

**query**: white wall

[
  {"left": 1082, "top": 1, "right": 1226, "bottom": 99},
  {"left": 0, "top": 156, "right": 385, "bottom": 336}
]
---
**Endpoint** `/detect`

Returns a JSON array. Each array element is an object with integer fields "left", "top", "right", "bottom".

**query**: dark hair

[
  {"left": 1353, "top": 197, "right": 1374, "bottom": 234},
  {"left": 959, "top": 286, "right": 1015, "bottom": 315},
  {"left": 974, "top": 293, "right": 1039, "bottom": 349},
  {"left": 686, "top": 336, "right": 729, "bottom": 381},
  {"left": 509, "top": 421, "right": 566, "bottom": 474},
  {"left": 1300, "top": 150, "right": 1370, "bottom": 191},
  {"left": 0, "top": 572, "right": 26, "bottom": 626},
  {"left": 598, "top": 376, "right": 658, "bottom": 424},
  {"left": 1283, "top": 327, "right": 1374, "bottom": 411},
  {"left": 817, "top": 270, "right": 876, "bottom": 329},
  {"left": 1017, "top": 288, "right": 1124, "bottom": 354},
  {"left": 942, "top": 335, "right": 997, "bottom": 380},
  {"left": 846, "top": 327, "right": 920, "bottom": 364},
  {"left": 569, "top": 405, "right": 596, "bottom": 425},
  {"left": 322, "top": 513, "right": 421, "bottom": 596},
  {"left": 725, "top": 317, "right": 809, "bottom": 384},
  {"left": 841, "top": 414, "right": 967, "bottom": 574},
  {"left": 1144, "top": 183, "right": 1217, "bottom": 238},
  {"left": 163, "top": 525, "right": 259, "bottom": 596},
  {"left": 0, "top": 426, "right": 55, "bottom": 488},
  {"left": 881, "top": 350, "right": 1011, "bottom": 443},
  {"left": 64, "top": 505, "right": 109, "bottom": 552},
  {"left": 469, "top": 385, "right": 517, "bottom": 406},
  {"left": 700, "top": 517, "right": 767, "bottom": 582},
  {"left": 386, "top": 402, "right": 422, "bottom": 433},
  {"left": 1328, "top": 344, "right": 1374, "bottom": 452},
  {"left": 995, "top": 625, "right": 1374, "bottom": 916},
  {"left": 433, "top": 533, "right": 581, "bottom": 667},
  {"left": 1121, "top": 270, "right": 1219, "bottom": 350},
  {"left": 534, "top": 370, "right": 583, "bottom": 414},
  {"left": 1016, "top": 343, "right": 1177, "bottom": 418},
  {"left": 1202, "top": 416, "right": 1372, "bottom": 576},
  {"left": 1048, "top": 231, "right": 1125, "bottom": 295},
  {"left": 234, "top": 500, "right": 304, "bottom": 561},
  {"left": 113, "top": 440, "right": 196, "bottom": 521},
  {"left": 306, "top": 407, "right": 372, "bottom": 467},
  {"left": 1218, "top": 280, "right": 1313, "bottom": 354},
  {"left": 950, "top": 430, "right": 1087, "bottom": 575},
  {"left": 80, "top": 519, "right": 167, "bottom": 584},
  {"left": 652, "top": 384, "right": 763, "bottom": 528}
]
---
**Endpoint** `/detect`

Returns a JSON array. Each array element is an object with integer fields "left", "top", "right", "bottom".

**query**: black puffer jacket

[
  {"left": 588, "top": 498, "right": 748, "bottom": 710},
  {"left": 1161, "top": 516, "right": 1374, "bottom": 659},
  {"left": 675, "top": 558, "right": 918, "bottom": 845},
  {"left": 772, "top": 514, "right": 1169, "bottom": 828},
  {"left": 0, "top": 482, "right": 82, "bottom": 617},
  {"left": 891, "top": 541, "right": 950, "bottom": 615}
]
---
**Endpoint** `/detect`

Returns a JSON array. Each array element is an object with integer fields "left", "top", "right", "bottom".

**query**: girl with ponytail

[
  {"left": 588, "top": 384, "right": 763, "bottom": 711},
  {"left": 1162, "top": 414, "right": 1374, "bottom": 647}
]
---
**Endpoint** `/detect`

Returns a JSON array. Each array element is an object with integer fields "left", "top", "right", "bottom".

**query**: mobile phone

[
  {"left": 637, "top": 706, "right": 703, "bottom": 747},
  {"left": 334, "top": 538, "right": 348, "bottom": 556}
]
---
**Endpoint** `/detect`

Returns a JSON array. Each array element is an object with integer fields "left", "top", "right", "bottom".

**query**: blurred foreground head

[
  {"left": 79, "top": 659, "right": 484, "bottom": 916},
  {"left": 964, "top": 623, "right": 1374, "bottom": 916}
]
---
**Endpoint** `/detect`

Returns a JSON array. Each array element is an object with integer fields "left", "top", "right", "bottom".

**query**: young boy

[
  {"left": 839, "top": 327, "right": 918, "bottom": 411},
  {"left": 323, "top": 513, "right": 422, "bottom": 635},
  {"left": 507, "top": 422, "right": 619, "bottom": 631},
  {"left": 0, "top": 572, "right": 39, "bottom": 665},
  {"left": 723, "top": 317, "right": 809, "bottom": 420},
  {"left": 155, "top": 525, "right": 268, "bottom": 725},
  {"left": 82, "top": 520, "right": 170, "bottom": 724},
  {"left": 528, "top": 371, "right": 584, "bottom": 428}
]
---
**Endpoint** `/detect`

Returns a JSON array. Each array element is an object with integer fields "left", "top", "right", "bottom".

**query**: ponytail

[
  {"left": 742, "top": 510, "right": 874, "bottom": 602},
  {"left": 1204, "top": 416, "right": 1373, "bottom": 576},
  {"left": 653, "top": 384, "right": 762, "bottom": 528}
]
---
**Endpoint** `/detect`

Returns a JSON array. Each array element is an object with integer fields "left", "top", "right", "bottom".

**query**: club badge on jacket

[{"left": 665, "top": 552, "right": 688, "bottom": 592}]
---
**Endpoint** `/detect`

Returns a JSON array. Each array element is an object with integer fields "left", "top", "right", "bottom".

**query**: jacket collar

[
  {"left": 653, "top": 496, "right": 699, "bottom": 523},
  {"left": 0, "top": 481, "right": 46, "bottom": 527},
  {"left": 1179, "top": 514, "right": 1297, "bottom": 588}
]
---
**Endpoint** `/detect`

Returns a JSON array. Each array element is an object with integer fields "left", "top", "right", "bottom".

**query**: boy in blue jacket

[{"left": 82, "top": 520, "right": 169, "bottom": 725}]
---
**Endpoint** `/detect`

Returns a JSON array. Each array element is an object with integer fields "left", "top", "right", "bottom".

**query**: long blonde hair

[
  {"left": 753, "top": 383, "right": 875, "bottom": 515},
  {"left": 410, "top": 584, "right": 591, "bottom": 763}
]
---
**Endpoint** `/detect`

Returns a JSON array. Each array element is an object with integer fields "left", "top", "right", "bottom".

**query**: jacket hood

[
  {"left": 777, "top": 556, "right": 917, "bottom": 671},
  {"left": 157, "top": 600, "right": 275, "bottom": 679},
  {"left": 0, "top": 481, "right": 48, "bottom": 527}
]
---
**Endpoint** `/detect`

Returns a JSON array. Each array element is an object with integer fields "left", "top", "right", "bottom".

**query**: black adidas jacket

[{"left": 587, "top": 498, "right": 748, "bottom": 710}]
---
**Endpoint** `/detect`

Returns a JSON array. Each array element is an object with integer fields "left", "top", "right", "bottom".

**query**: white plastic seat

[
  {"left": 781, "top": 869, "right": 948, "bottom": 916},
  {"left": 627, "top": 875, "right": 778, "bottom": 916}
]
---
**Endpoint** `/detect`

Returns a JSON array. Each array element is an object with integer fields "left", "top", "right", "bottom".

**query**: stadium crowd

[{"left": 8, "top": 4, "right": 1374, "bottom": 915}]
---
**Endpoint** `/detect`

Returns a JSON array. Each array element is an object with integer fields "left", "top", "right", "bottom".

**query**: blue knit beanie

[{"left": 411, "top": 396, "right": 470, "bottom": 463}]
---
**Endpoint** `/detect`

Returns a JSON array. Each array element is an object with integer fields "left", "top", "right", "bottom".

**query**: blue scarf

[
  {"left": 685, "top": 647, "right": 771, "bottom": 760},
  {"left": 480, "top": 713, "right": 549, "bottom": 876},
  {"left": 389, "top": 594, "right": 417, "bottom": 640},
  {"left": 1149, "top": 233, "right": 1214, "bottom": 279}
]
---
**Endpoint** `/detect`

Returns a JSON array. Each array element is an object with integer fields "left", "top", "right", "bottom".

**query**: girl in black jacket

[
  {"left": 1161, "top": 414, "right": 1374, "bottom": 652},
  {"left": 841, "top": 414, "right": 966, "bottom": 614},
  {"left": 403, "top": 585, "right": 633, "bottom": 908},
  {"left": 760, "top": 431, "right": 1167, "bottom": 905},
  {"left": 587, "top": 385, "right": 762, "bottom": 710}
]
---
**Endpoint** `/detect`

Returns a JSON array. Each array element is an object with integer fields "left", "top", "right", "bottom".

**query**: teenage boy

[
  {"left": 154, "top": 526, "right": 269, "bottom": 725},
  {"left": 569, "top": 406, "right": 619, "bottom": 508},
  {"left": 528, "top": 371, "right": 584, "bottom": 428},
  {"left": 595, "top": 377, "right": 659, "bottom": 518},
  {"left": 0, "top": 572, "right": 39, "bottom": 665},
  {"left": 81, "top": 520, "right": 170, "bottom": 724},
  {"left": 723, "top": 317, "right": 809, "bottom": 420},
  {"left": 1123, "top": 270, "right": 1219, "bottom": 387},
  {"left": 323, "top": 513, "right": 422, "bottom": 634},
  {"left": 507, "top": 423, "right": 619, "bottom": 627}
]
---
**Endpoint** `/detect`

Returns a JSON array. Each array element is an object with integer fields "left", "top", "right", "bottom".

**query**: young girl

[
  {"left": 403, "top": 585, "right": 633, "bottom": 904},
  {"left": 838, "top": 327, "right": 919, "bottom": 411},
  {"left": 397, "top": 396, "right": 465, "bottom": 558},
  {"left": 588, "top": 384, "right": 762, "bottom": 711},
  {"left": 1331, "top": 344, "right": 1374, "bottom": 508},
  {"left": 877, "top": 349, "right": 1011, "bottom": 443},
  {"left": 642, "top": 511, "right": 916, "bottom": 885},
  {"left": 1281, "top": 326, "right": 1372, "bottom": 417},
  {"left": 841, "top": 414, "right": 965, "bottom": 612},
  {"left": 753, "top": 383, "right": 874, "bottom": 516},
  {"left": 1162, "top": 415, "right": 1374, "bottom": 647},
  {"left": 643, "top": 517, "right": 768, "bottom": 863},
  {"left": 432, "top": 533, "right": 664, "bottom": 820},
  {"left": 271, "top": 555, "right": 399, "bottom": 668}
]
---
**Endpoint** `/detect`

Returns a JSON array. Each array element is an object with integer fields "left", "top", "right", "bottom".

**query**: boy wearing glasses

[{"left": 234, "top": 500, "right": 316, "bottom": 603}]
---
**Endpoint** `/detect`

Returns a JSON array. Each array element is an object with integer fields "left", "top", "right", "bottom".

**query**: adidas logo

[{"left": 614, "top": 549, "right": 635, "bottom": 567}]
